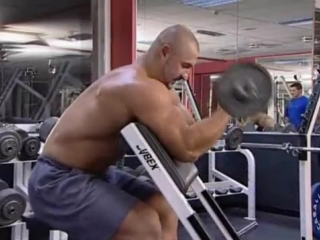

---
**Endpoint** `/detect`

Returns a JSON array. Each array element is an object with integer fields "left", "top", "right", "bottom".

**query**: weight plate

[
  {"left": 14, "top": 127, "right": 28, "bottom": 140},
  {"left": 0, "top": 179, "right": 9, "bottom": 192},
  {"left": 215, "top": 189, "right": 229, "bottom": 195},
  {"left": 0, "top": 127, "right": 21, "bottom": 163},
  {"left": 216, "top": 63, "right": 272, "bottom": 118},
  {"left": 313, "top": 183, "right": 320, "bottom": 238},
  {"left": 19, "top": 136, "right": 41, "bottom": 160},
  {"left": 0, "top": 188, "right": 26, "bottom": 226},
  {"left": 39, "top": 117, "right": 59, "bottom": 143},
  {"left": 225, "top": 126, "right": 243, "bottom": 150},
  {"left": 229, "top": 187, "right": 243, "bottom": 193}
]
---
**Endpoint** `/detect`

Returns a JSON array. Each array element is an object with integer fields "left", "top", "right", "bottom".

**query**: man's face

[
  {"left": 160, "top": 43, "right": 199, "bottom": 88},
  {"left": 289, "top": 87, "right": 301, "bottom": 98}
]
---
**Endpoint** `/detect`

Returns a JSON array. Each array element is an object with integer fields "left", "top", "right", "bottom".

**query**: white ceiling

[
  {"left": 0, "top": 0, "right": 315, "bottom": 62},
  {"left": 137, "top": 0, "right": 314, "bottom": 59}
]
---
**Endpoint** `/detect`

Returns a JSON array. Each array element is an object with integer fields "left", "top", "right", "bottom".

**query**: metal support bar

[
  {"left": 0, "top": 70, "right": 20, "bottom": 110},
  {"left": 181, "top": 80, "right": 202, "bottom": 121},
  {"left": 15, "top": 78, "right": 45, "bottom": 101},
  {"left": 278, "top": 76, "right": 292, "bottom": 98},
  {"left": 34, "top": 62, "right": 71, "bottom": 119}
]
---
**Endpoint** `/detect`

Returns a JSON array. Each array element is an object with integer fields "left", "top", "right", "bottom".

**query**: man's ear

[{"left": 161, "top": 45, "right": 170, "bottom": 59}]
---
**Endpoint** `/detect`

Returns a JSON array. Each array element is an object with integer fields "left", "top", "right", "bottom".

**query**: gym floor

[{"left": 178, "top": 208, "right": 300, "bottom": 240}]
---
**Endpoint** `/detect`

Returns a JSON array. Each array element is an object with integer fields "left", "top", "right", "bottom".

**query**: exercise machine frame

[
  {"left": 121, "top": 123, "right": 241, "bottom": 240},
  {"left": 208, "top": 150, "right": 256, "bottom": 221}
]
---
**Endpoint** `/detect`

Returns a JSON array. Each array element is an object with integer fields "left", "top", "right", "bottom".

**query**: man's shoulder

[{"left": 300, "top": 95, "right": 309, "bottom": 103}]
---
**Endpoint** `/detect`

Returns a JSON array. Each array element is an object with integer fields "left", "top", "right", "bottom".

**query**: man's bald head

[
  {"left": 146, "top": 25, "right": 199, "bottom": 88},
  {"left": 152, "top": 24, "right": 199, "bottom": 53}
]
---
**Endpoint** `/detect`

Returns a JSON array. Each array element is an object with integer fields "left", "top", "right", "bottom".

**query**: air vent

[
  {"left": 138, "top": 40, "right": 153, "bottom": 45},
  {"left": 196, "top": 30, "right": 225, "bottom": 37},
  {"left": 214, "top": 48, "right": 229, "bottom": 53},
  {"left": 242, "top": 27, "right": 256, "bottom": 31},
  {"left": 302, "top": 36, "right": 313, "bottom": 43},
  {"left": 66, "top": 33, "right": 92, "bottom": 41},
  {"left": 260, "top": 43, "right": 281, "bottom": 48},
  {"left": 180, "top": 0, "right": 241, "bottom": 8},
  {"left": 220, "top": 48, "right": 250, "bottom": 55},
  {"left": 214, "top": 48, "right": 249, "bottom": 55},
  {"left": 278, "top": 17, "right": 313, "bottom": 26}
]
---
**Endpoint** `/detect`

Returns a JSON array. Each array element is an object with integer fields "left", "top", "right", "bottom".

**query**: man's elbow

[{"left": 175, "top": 150, "right": 200, "bottom": 163}]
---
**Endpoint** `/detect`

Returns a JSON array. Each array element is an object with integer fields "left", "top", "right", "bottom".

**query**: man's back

[{"left": 42, "top": 64, "right": 166, "bottom": 173}]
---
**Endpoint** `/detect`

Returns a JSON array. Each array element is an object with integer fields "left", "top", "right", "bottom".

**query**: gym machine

[
  {"left": 239, "top": 77, "right": 320, "bottom": 240},
  {"left": 121, "top": 122, "right": 241, "bottom": 240},
  {"left": 178, "top": 80, "right": 258, "bottom": 236}
]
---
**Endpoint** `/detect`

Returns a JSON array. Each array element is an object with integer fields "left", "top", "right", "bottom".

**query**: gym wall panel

[
  {"left": 110, "top": 0, "right": 136, "bottom": 69},
  {"left": 216, "top": 133, "right": 320, "bottom": 215}
]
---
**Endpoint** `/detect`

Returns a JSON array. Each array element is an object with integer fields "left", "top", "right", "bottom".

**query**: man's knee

[
  {"left": 113, "top": 202, "right": 162, "bottom": 240},
  {"left": 146, "top": 193, "right": 176, "bottom": 219}
]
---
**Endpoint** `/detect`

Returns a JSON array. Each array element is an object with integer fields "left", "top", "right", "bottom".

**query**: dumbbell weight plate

[
  {"left": 225, "top": 126, "right": 243, "bottom": 150},
  {"left": 13, "top": 127, "right": 28, "bottom": 140},
  {"left": 39, "top": 117, "right": 59, "bottom": 143},
  {"left": 0, "top": 127, "right": 21, "bottom": 163},
  {"left": 19, "top": 136, "right": 41, "bottom": 160},
  {"left": 0, "top": 179, "right": 9, "bottom": 192},
  {"left": 216, "top": 63, "right": 272, "bottom": 118},
  {"left": 0, "top": 188, "right": 26, "bottom": 226}
]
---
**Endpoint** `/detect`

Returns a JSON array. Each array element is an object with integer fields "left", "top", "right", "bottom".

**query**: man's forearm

[{"left": 185, "top": 108, "right": 230, "bottom": 159}]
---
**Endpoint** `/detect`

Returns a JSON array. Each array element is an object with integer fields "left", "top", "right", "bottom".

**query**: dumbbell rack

[
  {"left": 187, "top": 149, "right": 257, "bottom": 236},
  {"left": 0, "top": 124, "right": 67, "bottom": 240}
]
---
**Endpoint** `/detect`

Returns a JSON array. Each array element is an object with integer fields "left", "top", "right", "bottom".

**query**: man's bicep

[{"left": 133, "top": 96, "right": 191, "bottom": 160}]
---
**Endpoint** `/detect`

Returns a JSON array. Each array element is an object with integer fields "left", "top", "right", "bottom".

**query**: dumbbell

[
  {"left": 215, "top": 62, "right": 272, "bottom": 118},
  {"left": 0, "top": 126, "right": 22, "bottom": 163},
  {"left": 13, "top": 126, "right": 41, "bottom": 160},
  {"left": 0, "top": 187, "right": 27, "bottom": 226},
  {"left": 281, "top": 123, "right": 297, "bottom": 133},
  {"left": 0, "top": 179, "right": 9, "bottom": 192}
]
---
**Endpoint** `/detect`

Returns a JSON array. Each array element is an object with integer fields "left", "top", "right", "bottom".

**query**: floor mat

[{"left": 178, "top": 208, "right": 301, "bottom": 239}]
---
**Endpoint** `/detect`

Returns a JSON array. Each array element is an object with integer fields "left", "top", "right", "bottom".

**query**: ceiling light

[
  {"left": 180, "top": 0, "right": 241, "bottom": 8},
  {"left": 0, "top": 31, "right": 37, "bottom": 43}
]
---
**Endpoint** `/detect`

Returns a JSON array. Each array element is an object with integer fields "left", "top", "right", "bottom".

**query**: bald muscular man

[{"left": 28, "top": 25, "right": 230, "bottom": 240}]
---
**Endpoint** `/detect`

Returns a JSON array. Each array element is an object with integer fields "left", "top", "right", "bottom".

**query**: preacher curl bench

[{"left": 23, "top": 123, "right": 242, "bottom": 240}]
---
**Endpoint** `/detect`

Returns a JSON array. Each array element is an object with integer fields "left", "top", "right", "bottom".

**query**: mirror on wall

[
  {"left": 0, "top": 0, "right": 91, "bottom": 121},
  {"left": 137, "top": 0, "right": 314, "bottom": 122}
]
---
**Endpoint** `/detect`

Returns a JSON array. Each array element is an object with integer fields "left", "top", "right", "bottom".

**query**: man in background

[{"left": 285, "top": 82, "right": 309, "bottom": 130}]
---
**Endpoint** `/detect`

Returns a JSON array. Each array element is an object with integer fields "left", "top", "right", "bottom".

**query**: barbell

[
  {"left": 216, "top": 62, "right": 272, "bottom": 118},
  {"left": 240, "top": 142, "right": 320, "bottom": 156}
]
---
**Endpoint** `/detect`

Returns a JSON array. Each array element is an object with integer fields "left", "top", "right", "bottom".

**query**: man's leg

[
  {"left": 107, "top": 166, "right": 179, "bottom": 240},
  {"left": 28, "top": 160, "right": 162, "bottom": 240},
  {"left": 144, "top": 192, "right": 179, "bottom": 240}
]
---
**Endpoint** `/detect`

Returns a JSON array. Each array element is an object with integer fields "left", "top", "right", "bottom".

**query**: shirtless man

[
  {"left": 28, "top": 25, "right": 230, "bottom": 240},
  {"left": 246, "top": 112, "right": 276, "bottom": 129}
]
